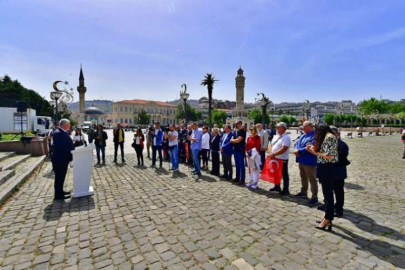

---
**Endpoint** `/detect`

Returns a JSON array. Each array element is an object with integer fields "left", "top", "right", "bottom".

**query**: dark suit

[
  {"left": 220, "top": 132, "right": 234, "bottom": 179},
  {"left": 51, "top": 127, "right": 74, "bottom": 199},
  {"left": 210, "top": 135, "right": 221, "bottom": 175},
  {"left": 113, "top": 128, "right": 125, "bottom": 162},
  {"left": 93, "top": 130, "right": 108, "bottom": 163},
  {"left": 334, "top": 139, "right": 349, "bottom": 215}
]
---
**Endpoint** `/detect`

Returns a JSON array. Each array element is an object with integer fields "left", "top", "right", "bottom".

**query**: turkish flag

[
  {"left": 185, "top": 142, "right": 189, "bottom": 160},
  {"left": 260, "top": 157, "right": 283, "bottom": 185}
]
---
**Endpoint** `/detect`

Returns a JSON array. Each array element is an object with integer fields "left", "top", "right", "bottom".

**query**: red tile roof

[{"left": 118, "top": 99, "right": 177, "bottom": 107}]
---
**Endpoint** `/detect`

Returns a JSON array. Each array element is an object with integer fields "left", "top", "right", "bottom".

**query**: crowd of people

[{"left": 47, "top": 118, "right": 357, "bottom": 231}]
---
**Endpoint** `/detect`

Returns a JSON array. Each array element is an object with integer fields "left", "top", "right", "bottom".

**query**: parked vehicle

[
  {"left": 0, "top": 107, "right": 53, "bottom": 134},
  {"left": 82, "top": 121, "right": 93, "bottom": 132}
]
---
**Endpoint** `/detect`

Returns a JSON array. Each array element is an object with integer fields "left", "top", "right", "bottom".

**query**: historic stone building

[
  {"left": 111, "top": 99, "right": 178, "bottom": 127},
  {"left": 226, "top": 67, "right": 254, "bottom": 127}
]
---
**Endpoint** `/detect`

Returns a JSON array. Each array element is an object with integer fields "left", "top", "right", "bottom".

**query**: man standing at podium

[
  {"left": 113, "top": 123, "right": 125, "bottom": 163},
  {"left": 52, "top": 118, "right": 75, "bottom": 200}
]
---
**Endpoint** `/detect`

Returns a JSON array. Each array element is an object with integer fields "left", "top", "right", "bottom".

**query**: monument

[{"left": 226, "top": 66, "right": 254, "bottom": 128}]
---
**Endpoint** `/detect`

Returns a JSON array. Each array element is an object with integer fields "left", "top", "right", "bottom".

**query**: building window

[
  {"left": 129, "top": 119, "right": 132, "bottom": 124},
  {"left": 129, "top": 107, "right": 132, "bottom": 112},
  {"left": 120, "top": 118, "right": 123, "bottom": 123},
  {"left": 120, "top": 107, "right": 123, "bottom": 112},
  {"left": 125, "top": 107, "right": 128, "bottom": 112}
]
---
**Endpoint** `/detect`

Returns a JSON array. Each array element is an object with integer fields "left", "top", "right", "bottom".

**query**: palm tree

[{"left": 201, "top": 73, "right": 218, "bottom": 130}]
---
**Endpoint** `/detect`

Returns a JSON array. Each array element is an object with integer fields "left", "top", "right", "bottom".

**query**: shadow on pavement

[
  {"left": 42, "top": 196, "right": 95, "bottom": 221},
  {"left": 345, "top": 182, "right": 365, "bottom": 190},
  {"left": 333, "top": 225, "right": 405, "bottom": 269}
]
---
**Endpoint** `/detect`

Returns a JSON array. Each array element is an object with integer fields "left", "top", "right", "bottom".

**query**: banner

[
  {"left": 185, "top": 142, "right": 189, "bottom": 160},
  {"left": 260, "top": 157, "right": 283, "bottom": 185}
]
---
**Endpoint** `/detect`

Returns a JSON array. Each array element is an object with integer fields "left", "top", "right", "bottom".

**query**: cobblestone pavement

[{"left": 0, "top": 135, "right": 404, "bottom": 270}]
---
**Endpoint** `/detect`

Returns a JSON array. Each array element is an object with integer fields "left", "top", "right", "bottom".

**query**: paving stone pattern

[{"left": 0, "top": 135, "right": 404, "bottom": 269}]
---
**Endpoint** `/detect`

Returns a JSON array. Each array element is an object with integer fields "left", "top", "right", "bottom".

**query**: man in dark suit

[
  {"left": 210, "top": 127, "right": 221, "bottom": 176},
  {"left": 113, "top": 123, "right": 125, "bottom": 163},
  {"left": 51, "top": 119, "right": 75, "bottom": 200}
]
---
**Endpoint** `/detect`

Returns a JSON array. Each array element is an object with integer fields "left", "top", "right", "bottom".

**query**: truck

[
  {"left": 81, "top": 121, "right": 93, "bottom": 132},
  {"left": 0, "top": 107, "right": 53, "bottom": 134}
]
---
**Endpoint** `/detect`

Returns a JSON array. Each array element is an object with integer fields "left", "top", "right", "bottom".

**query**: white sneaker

[{"left": 246, "top": 181, "right": 254, "bottom": 188}]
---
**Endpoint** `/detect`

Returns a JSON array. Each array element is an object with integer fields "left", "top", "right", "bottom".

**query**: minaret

[
  {"left": 235, "top": 66, "right": 245, "bottom": 111},
  {"left": 77, "top": 65, "right": 87, "bottom": 113}
]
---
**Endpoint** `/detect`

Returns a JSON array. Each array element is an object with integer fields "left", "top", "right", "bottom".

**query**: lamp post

[
  {"left": 256, "top": 93, "right": 272, "bottom": 129},
  {"left": 338, "top": 103, "right": 344, "bottom": 132},
  {"left": 303, "top": 100, "right": 310, "bottom": 121},
  {"left": 360, "top": 111, "right": 364, "bottom": 137},
  {"left": 50, "top": 91, "right": 63, "bottom": 121},
  {"left": 180, "top": 84, "right": 189, "bottom": 124}
]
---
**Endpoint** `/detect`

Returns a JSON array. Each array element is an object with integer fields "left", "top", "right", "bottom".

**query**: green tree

[
  {"left": 0, "top": 75, "right": 53, "bottom": 116},
  {"left": 201, "top": 73, "right": 218, "bottom": 130},
  {"left": 134, "top": 109, "right": 150, "bottom": 125},
  {"left": 248, "top": 109, "right": 270, "bottom": 124},
  {"left": 323, "top": 113, "right": 335, "bottom": 125},
  {"left": 212, "top": 109, "right": 228, "bottom": 126},
  {"left": 279, "top": 115, "right": 290, "bottom": 125},
  {"left": 288, "top": 116, "right": 297, "bottom": 125},
  {"left": 176, "top": 103, "right": 202, "bottom": 122}
]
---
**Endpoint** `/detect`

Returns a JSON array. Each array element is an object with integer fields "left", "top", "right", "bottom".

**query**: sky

[{"left": 1, "top": 0, "right": 405, "bottom": 104}]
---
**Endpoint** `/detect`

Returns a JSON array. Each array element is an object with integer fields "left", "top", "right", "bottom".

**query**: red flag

[
  {"left": 185, "top": 142, "right": 189, "bottom": 160},
  {"left": 260, "top": 157, "right": 283, "bottom": 185}
]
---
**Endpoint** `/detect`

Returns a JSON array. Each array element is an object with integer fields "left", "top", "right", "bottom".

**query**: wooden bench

[
  {"left": 368, "top": 132, "right": 373, "bottom": 136},
  {"left": 357, "top": 132, "right": 363, "bottom": 138}
]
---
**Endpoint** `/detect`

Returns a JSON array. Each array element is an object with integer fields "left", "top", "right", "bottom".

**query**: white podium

[{"left": 71, "top": 143, "right": 95, "bottom": 198}]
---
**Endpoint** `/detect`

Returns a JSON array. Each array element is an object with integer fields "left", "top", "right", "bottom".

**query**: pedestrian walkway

[{"left": 0, "top": 136, "right": 404, "bottom": 269}]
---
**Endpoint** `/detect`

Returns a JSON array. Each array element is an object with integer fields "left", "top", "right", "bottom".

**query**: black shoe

[
  {"left": 220, "top": 174, "right": 228, "bottom": 178},
  {"left": 294, "top": 192, "right": 307, "bottom": 198},
  {"left": 232, "top": 178, "right": 239, "bottom": 183},
  {"left": 96, "top": 161, "right": 100, "bottom": 165},
  {"left": 279, "top": 190, "right": 290, "bottom": 196},
  {"left": 269, "top": 186, "right": 281, "bottom": 192},
  {"left": 226, "top": 177, "right": 232, "bottom": 181},
  {"left": 317, "top": 204, "right": 325, "bottom": 211},
  {"left": 238, "top": 181, "right": 245, "bottom": 186},
  {"left": 315, "top": 222, "right": 333, "bottom": 231},
  {"left": 63, "top": 190, "right": 71, "bottom": 195},
  {"left": 122, "top": 160, "right": 126, "bottom": 163},
  {"left": 102, "top": 161, "right": 106, "bottom": 165},
  {"left": 113, "top": 160, "right": 117, "bottom": 163},
  {"left": 196, "top": 172, "right": 202, "bottom": 177}
]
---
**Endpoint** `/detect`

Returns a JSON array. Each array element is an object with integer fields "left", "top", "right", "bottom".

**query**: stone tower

[
  {"left": 77, "top": 65, "right": 86, "bottom": 113},
  {"left": 235, "top": 66, "right": 245, "bottom": 111}
]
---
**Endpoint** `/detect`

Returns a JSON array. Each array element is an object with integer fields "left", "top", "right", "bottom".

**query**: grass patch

[{"left": 0, "top": 133, "right": 35, "bottom": 141}]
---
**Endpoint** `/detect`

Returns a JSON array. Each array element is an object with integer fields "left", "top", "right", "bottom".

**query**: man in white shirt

[
  {"left": 168, "top": 124, "right": 179, "bottom": 171},
  {"left": 257, "top": 123, "right": 269, "bottom": 170},
  {"left": 269, "top": 122, "right": 291, "bottom": 195},
  {"left": 201, "top": 126, "right": 210, "bottom": 170}
]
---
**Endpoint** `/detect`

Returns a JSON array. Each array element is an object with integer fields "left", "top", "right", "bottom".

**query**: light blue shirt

[{"left": 191, "top": 129, "right": 202, "bottom": 150}]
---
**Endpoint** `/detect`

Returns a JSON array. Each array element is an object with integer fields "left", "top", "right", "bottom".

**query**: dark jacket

[
  {"left": 93, "top": 130, "right": 108, "bottom": 147},
  {"left": 51, "top": 127, "right": 75, "bottom": 164},
  {"left": 210, "top": 134, "right": 221, "bottom": 152},
  {"left": 336, "top": 139, "right": 349, "bottom": 180},
  {"left": 113, "top": 128, "right": 125, "bottom": 143}
]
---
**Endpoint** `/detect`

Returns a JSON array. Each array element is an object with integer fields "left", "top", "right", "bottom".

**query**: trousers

[
  {"left": 53, "top": 160, "right": 69, "bottom": 198},
  {"left": 134, "top": 145, "right": 144, "bottom": 165},
  {"left": 334, "top": 178, "right": 345, "bottom": 214},
  {"left": 318, "top": 163, "right": 337, "bottom": 221},
  {"left": 299, "top": 164, "right": 318, "bottom": 199},
  {"left": 114, "top": 142, "right": 124, "bottom": 161},
  {"left": 169, "top": 145, "right": 179, "bottom": 170},
  {"left": 152, "top": 145, "right": 163, "bottom": 167},
  {"left": 222, "top": 153, "right": 233, "bottom": 178},
  {"left": 96, "top": 145, "right": 105, "bottom": 163},
  {"left": 234, "top": 151, "right": 246, "bottom": 182},
  {"left": 211, "top": 151, "right": 220, "bottom": 175},
  {"left": 192, "top": 149, "right": 201, "bottom": 173}
]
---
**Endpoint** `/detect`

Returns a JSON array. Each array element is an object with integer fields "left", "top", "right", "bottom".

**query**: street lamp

[
  {"left": 180, "top": 84, "right": 189, "bottom": 124},
  {"left": 360, "top": 111, "right": 364, "bottom": 137},
  {"left": 50, "top": 91, "right": 63, "bottom": 121},
  {"left": 303, "top": 100, "right": 311, "bottom": 121},
  {"left": 256, "top": 93, "right": 272, "bottom": 129},
  {"left": 338, "top": 103, "right": 344, "bottom": 132}
]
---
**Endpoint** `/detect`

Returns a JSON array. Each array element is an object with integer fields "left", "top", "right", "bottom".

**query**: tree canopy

[
  {"left": 134, "top": 109, "right": 150, "bottom": 125},
  {"left": 211, "top": 109, "right": 228, "bottom": 126},
  {"left": 176, "top": 103, "right": 202, "bottom": 122},
  {"left": 358, "top": 98, "right": 405, "bottom": 114},
  {"left": 0, "top": 75, "right": 53, "bottom": 116},
  {"left": 248, "top": 109, "right": 270, "bottom": 124}
]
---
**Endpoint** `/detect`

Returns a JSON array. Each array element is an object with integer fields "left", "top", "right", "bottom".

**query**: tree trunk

[{"left": 208, "top": 87, "right": 212, "bottom": 130}]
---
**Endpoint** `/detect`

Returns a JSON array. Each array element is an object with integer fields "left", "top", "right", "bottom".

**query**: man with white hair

[
  {"left": 51, "top": 118, "right": 75, "bottom": 200},
  {"left": 293, "top": 121, "right": 318, "bottom": 205}
]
